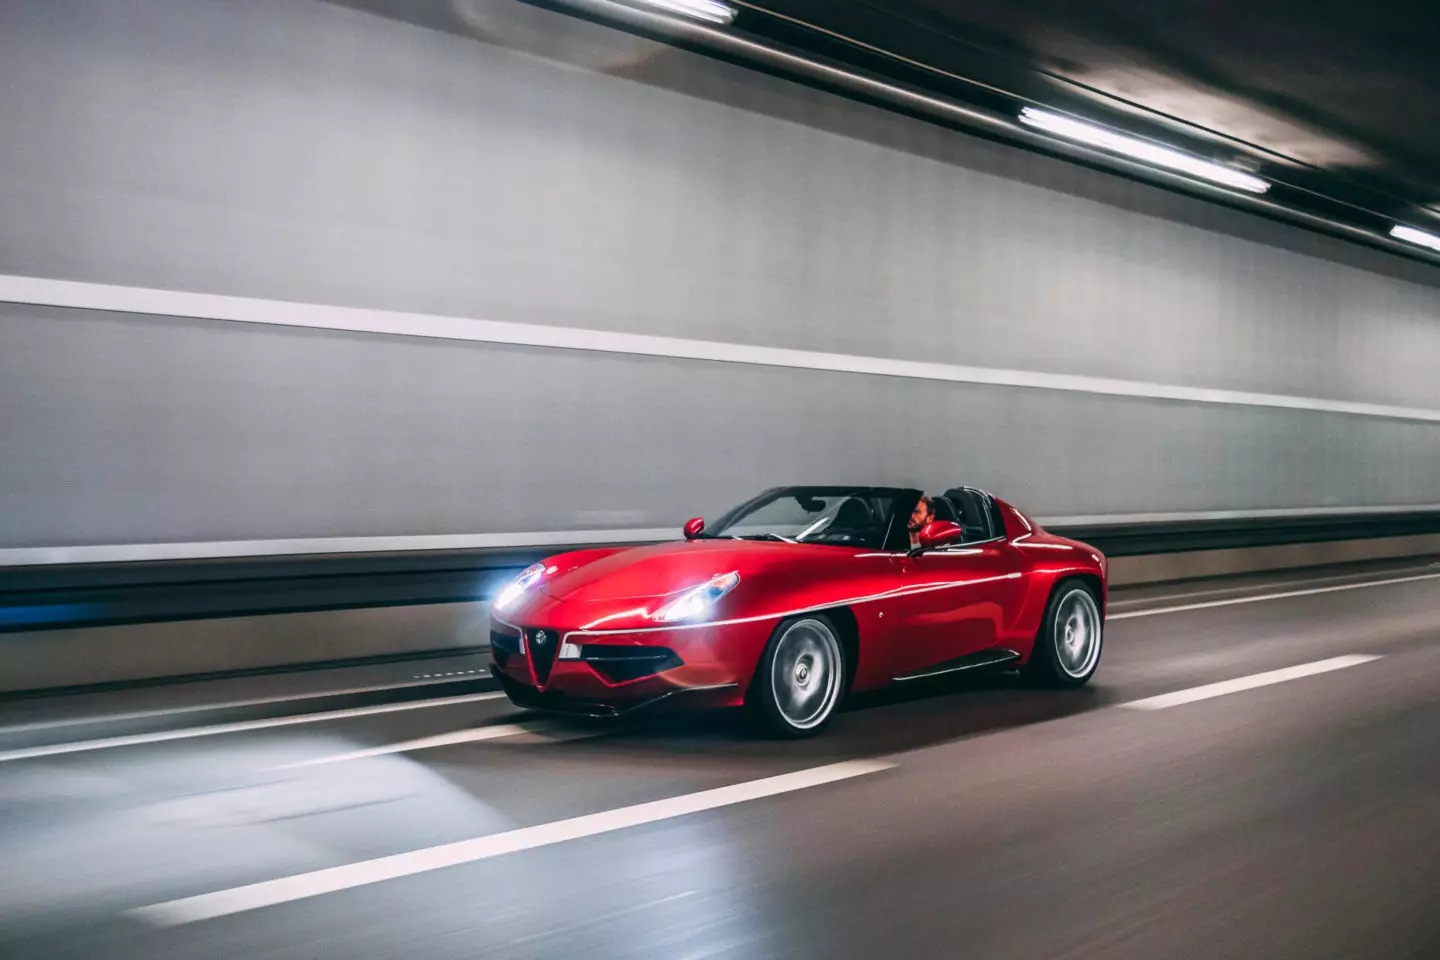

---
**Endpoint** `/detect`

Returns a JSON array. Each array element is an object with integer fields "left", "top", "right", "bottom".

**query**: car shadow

[{"left": 534, "top": 670, "right": 1118, "bottom": 761}]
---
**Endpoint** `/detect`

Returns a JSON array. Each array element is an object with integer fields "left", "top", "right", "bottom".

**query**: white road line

[
  {"left": 1119, "top": 655, "right": 1381, "bottom": 710},
  {"left": 1109, "top": 571, "right": 1440, "bottom": 620},
  {"left": 128, "top": 758, "right": 894, "bottom": 926},
  {"left": 273, "top": 720, "right": 599, "bottom": 768},
  {"left": 0, "top": 692, "right": 508, "bottom": 763},
  {"left": 0, "top": 675, "right": 499, "bottom": 735}
]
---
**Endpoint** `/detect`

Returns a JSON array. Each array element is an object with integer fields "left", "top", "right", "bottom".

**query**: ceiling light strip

[{"left": 1019, "top": 108, "right": 1269, "bottom": 194}]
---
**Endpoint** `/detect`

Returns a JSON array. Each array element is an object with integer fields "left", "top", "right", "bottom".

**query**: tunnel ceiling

[
  {"left": 744, "top": 0, "right": 1440, "bottom": 228},
  {"left": 327, "top": 0, "right": 1440, "bottom": 237}
]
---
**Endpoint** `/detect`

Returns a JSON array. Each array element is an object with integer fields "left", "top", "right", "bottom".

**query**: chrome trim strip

[{"left": 892, "top": 649, "right": 1021, "bottom": 683}]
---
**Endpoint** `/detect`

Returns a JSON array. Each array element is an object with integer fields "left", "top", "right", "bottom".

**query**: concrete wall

[
  {"left": 2, "top": 0, "right": 1440, "bottom": 552},
  {"left": 0, "top": 602, "right": 491, "bottom": 694}
]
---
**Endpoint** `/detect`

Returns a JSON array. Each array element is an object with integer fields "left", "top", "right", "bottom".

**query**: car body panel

[{"left": 892, "top": 541, "right": 1027, "bottom": 675}]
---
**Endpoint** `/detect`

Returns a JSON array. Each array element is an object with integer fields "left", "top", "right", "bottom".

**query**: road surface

[{"left": 1, "top": 559, "right": 1437, "bottom": 959}]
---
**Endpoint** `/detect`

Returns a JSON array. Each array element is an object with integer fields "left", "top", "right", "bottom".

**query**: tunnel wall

[{"left": 3, "top": 0, "right": 1440, "bottom": 554}]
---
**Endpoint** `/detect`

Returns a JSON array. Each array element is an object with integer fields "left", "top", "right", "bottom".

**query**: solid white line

[
  {"left": 0, "top": 692, "right": 507, "bottom": 763},
  {"left": 274, "top": 721, "right": 579, "bottom": 768},
  {"left": 1120, "top": 655, "right": 1381, "bottom": 710},
  {"left": 1108, "top": 571, "right": 1440, "bottom": 620},
  {"left": 128, "top": 758, "right": 894, "bottom": 926},
  {"left": 0, "top": 676, "right": 500, "bottom": 735},
  {"left": 5, "top": 274, "right": 1440, "bottom": 420}
]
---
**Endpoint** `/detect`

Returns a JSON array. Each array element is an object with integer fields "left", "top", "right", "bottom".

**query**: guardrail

[{"left": 5, "top": 510, "right": 1440, "bottom": 634}]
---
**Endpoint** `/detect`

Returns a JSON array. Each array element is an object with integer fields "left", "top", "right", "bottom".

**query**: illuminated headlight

[
  {"left": 493, "top": 563, "right": 546, "bottom": 612},
  {"left": 650, "top": 572, "right": 740, "bottom": 623},
  {"left": 559, "top": 642, "right": 583, "bottom": 661}
]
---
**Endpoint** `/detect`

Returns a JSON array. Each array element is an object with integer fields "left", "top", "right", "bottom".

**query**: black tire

[
  {"left": 1024, "top": 580, "right": 1104, "bottom": 688},
  {"left": 745, "top": 615, "right": 846, "bottom": 738}
]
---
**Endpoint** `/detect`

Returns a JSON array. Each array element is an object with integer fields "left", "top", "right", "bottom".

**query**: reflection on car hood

[{"left": 540, "top": 539, "right": 815, "bottom": 603}]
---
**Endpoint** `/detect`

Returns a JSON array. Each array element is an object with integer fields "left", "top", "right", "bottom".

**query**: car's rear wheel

[
  {"left": 1024, "top": 580, "right": 1103, "bottom": 688},
  {"left": 746, "top": 615, "right": 845, "bottom": 738}
]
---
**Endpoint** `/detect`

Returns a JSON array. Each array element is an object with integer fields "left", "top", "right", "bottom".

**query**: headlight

[
  {"left": 649, "top": 572, "right": 740, "bottom": 623},
  {"left": 493, "top": 562, "right": 546, "bottom": 612}
]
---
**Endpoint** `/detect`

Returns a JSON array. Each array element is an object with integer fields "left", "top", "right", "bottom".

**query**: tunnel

[{"left": 1, "top": 1, "right": 1438, "bottom": 957}]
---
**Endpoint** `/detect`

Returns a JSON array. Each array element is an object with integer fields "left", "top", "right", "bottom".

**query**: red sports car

[{"left": 489, "top": 486, "right": 1106, "bottom": 737}]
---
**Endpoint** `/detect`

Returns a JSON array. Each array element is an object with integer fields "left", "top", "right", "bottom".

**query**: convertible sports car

[{"left": 489, "top": 486, "right": 1106, "bottom": 737}]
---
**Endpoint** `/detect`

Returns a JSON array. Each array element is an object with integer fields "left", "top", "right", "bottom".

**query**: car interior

[
  {"left": 825, "top": 495, "right": 899, "bottom": 547},
  {"left": 933, "top": 489, "right": 1001, "bottom": 544}
]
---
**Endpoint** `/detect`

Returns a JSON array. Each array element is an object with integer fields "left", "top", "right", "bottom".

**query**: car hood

[{"left": 540, "top": 539, "right": 810, "bottom": 603}]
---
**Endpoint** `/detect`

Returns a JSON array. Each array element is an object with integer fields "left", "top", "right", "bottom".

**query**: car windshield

[{"left": 707, "top": 487, "right": 909, "bottom": 550}]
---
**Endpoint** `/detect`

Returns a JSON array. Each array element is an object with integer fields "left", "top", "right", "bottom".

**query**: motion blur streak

[
  {"left": 0, "top": 676, "right": 497, "bottom": 735},
  {"left": 0, "top": 693, "right": 505, "bottom": 763},
  {"left": 4, "top": 272, "right": 1439, "bottom": 426},
  {"left": 1107, "top": 570, "right": 1440, "bottom": 619},
  {"left": 271, "top": 720, "right": 607, "bottom": 769},
  {"left": 128, "top": 760, "right": 895, "bottom": 926}
]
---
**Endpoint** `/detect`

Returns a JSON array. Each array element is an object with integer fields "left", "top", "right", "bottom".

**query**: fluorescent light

[
  {"left": 1390, "top": 224, "right": 1440, "bottom": 253},
  {"left": 623, "top": 0, "right": 736, "bottom": 24},
  {"left": 1018, "top": 107, "right": 1270, "bottom": 194}
]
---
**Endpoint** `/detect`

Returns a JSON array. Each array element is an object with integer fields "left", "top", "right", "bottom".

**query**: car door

[{"left": 890, "top": 491, "right": 1027, "bottom": 679}]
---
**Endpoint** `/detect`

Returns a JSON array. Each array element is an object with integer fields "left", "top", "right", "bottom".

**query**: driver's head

[{"left": 908, "top": 495, "right": 934, "bottom": 532}]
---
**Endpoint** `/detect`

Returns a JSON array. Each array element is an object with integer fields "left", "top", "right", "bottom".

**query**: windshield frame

[{"left": 707, "top": 486, "right": 920, "bottom": 551}]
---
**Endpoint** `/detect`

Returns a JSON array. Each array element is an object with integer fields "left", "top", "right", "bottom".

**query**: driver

[{"left": 908, "top": 495, "right": 934, "bottom": 549}]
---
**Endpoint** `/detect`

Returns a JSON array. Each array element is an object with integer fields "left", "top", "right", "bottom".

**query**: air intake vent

[
  {"left": 581, "top": 644, "right": 683, "bottom": 683},
  {"left": 490, "top": 629, "right": 522, "bottom": 668}
]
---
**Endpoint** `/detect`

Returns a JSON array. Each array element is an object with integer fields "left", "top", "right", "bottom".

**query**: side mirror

[
  {"left": 917, "top": 520, "right": 964, "bottom": 551},
  {"left": 683, "top": 517, "right": 706, "bottom": 540}
]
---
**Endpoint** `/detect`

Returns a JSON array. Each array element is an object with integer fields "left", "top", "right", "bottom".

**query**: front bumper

[
  {"left": 488, "top": 617, "right": 773, "bottom": 715},
  {"left": 490, "top": 666, "right": 737, "bottom": 718}
]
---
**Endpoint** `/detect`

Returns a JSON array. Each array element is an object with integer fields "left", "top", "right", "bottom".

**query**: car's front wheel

[
  {"left": 1024, "top": 580, "right": 1104, "bottom": 688},
  {"left": 746, "top": 615, "right": 845, "bottom": 738}
]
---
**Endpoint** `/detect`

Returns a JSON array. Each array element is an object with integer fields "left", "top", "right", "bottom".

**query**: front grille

[
  {"left": 581, "top": 644, "right": 683, "bottom": 683},
  {"left": 527, "top": 627, "right": 561, "bottom": 685}
]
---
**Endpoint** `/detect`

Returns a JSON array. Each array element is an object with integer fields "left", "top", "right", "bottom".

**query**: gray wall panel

[
  {"left": 0, "top": 0, "right": 1438, "bottom": 548},
  {"left": 4, "top": 304, "right": 1440, "bottom": 547}
]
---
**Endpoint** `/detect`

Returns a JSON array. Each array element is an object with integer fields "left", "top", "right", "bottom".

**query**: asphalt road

[{"left": 1, "top": 559, "right": 1437, "bottom": 959}]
